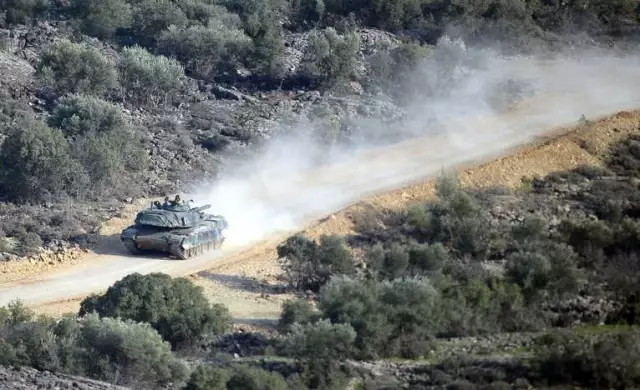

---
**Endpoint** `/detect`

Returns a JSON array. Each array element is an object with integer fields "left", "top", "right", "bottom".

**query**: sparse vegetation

[
  {"left": 2, "top": 0, "right": 640, "bottom": 387},
  {"left": 79, "top": 272, "right": 233, "bottom": 349},
  {"left": 36, "top": 40, "right": 118, "bottom": 97}
]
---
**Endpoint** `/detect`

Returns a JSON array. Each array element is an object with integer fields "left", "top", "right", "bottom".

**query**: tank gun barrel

[{"left": 192, "top": 204, "right": 211, "bottom": 212}]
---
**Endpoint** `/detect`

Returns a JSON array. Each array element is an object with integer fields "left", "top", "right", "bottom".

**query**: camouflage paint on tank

[{"left": 120, "top": 201, "right": 228, "bottom": 259}]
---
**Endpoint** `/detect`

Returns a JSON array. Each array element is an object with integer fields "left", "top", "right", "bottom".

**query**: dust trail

[
  {"left": 3, "top": 39, "right": 640, "bottom": 308},
  {"left": 193, "top": 37, "right": 640, "bottom": 248}
]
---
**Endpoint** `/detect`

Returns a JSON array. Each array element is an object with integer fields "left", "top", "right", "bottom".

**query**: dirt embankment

[{"left": 30, "top": 109, "right": 640, "bottom": 321}]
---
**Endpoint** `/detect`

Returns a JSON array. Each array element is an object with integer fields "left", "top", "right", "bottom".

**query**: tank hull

[{"left": 120, "top": 220, "right": 226, "bottom": 260}]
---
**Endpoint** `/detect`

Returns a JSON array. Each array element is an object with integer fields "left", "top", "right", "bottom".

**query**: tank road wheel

[
  {"left": 170, "top": 245, "right": 188, "bottom": 260},
  {"left": 122, "top": 238, "right": 144, "bottom": 256}
]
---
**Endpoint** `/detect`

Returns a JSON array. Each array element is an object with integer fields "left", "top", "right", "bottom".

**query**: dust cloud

[{"left": 192, "top": 36, "right": 640, "bottom": 248}]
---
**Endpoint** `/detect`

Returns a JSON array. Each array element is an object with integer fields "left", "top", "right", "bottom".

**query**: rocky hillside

[
  {"left": 0, "top": 0, "right": 639, "bottom": 260},
  {"left": 0, "top": 366, "right": 128, "bottom": 390}
]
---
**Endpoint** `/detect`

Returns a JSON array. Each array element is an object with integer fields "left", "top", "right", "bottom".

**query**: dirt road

[{"left": 2, "top": 55, "right": 640, "bottom": 307}]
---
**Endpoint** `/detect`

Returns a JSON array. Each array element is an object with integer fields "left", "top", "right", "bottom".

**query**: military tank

[{"left": 120, "top": 200, "right": 228, "bottom": 260}]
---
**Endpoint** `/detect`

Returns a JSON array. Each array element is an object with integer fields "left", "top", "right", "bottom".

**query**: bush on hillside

[
  {"left": 36, "top": 40, "right": 118, "bottom": 97},
  {"left": 130, "top": 0, "right": 188, "bottom": 47},
  {"left": 288, "top": 0, "right": 325, "bottom": 30},
  {"left": 0, "top": 0, "right": 49, "bottom": 26},
  {"left": 78, "top": 314, "right": 189, "bottom": 388},
  {"left": 79, "top": 273, "right": 233, "bottom": 348},
  {"left": 536, "top": 329, "right": 640, "bottom": 389},
  {"left": 607, "top": 134, "right": 640, "bottom": 178},
  {"left": 226, "top": 365, "right": 292, "bottom": 390},
  {"left": 315, "top": 276, "right": 440, "bottom": 359},
  {"left": 301, "top": 27, "right": 360, "bottom": 87},
  {"left": 277, "top": 234, "right": 355, "bottom": 292},
  {"left": 50, "top": 93, "right": 129, "bottom": 137},
  {"left": 0, "top": 93, "right": 35, "bottom": 134},
  {"left": 278, "top": 299, "right": 321, "bottom": 333},
  {"left": 185, "top": 365, "right": 230, "bottom": 390},
  {"left": 185, "top": 364, "right": 297, "bottom": 390},
  {"left": 48, "top": 94, "right": 147, "bottom": 198},
  {"left": 0, "top": 301, "right": 189, "bottom": 388},
  {"left": 0, "top": 117, "right": 81, "bottom": 203},
  {"left": 70, "top": 0, "right": 132, "bottom": 39},
  {"left": 283, "top": 319, "right": 355, "bottom": 389},
  {"left": 118, "top": 45, "right": 185, "bottom": 105},
  {"left": 157, "top": 12, "right": 251, "bottom": 77}
]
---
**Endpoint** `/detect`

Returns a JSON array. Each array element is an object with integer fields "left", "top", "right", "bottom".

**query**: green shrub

[
  {"left": 0, "top": 0, "right": 49, "bottom": 26},
  {"left": 368, "top": 41, "right": 431, "bottom": 100},
  {"left": 130, "top": 0, "right": 188, "bottom": 46},
  {"left": 0, "top": 118, "right": 80, "bottom": 203},
  {"left": 301, "top": 27, "right": 360, "bottom": 87},
  {"left": 438, "top": 279, "right": 539, "bottom": 337},
  {"left": 49, "top": 94, "right": 147, "bottom": 196},
  {"left": 223, "top": 0, "right": 287, "bottom": 76},
  {"left": 50, "top": 93, "right": 128, "bottom": 137},
  {"left": 226, "top": 365, "right": 291, "bottom": 390},
  {"left": 118, "top": 45, "right": 185, "bottom": 105},
  {"left": 505, "top": 242, "right": 582, "bottom": 302},
  {"left": 316, "top": 276, "right": 441, "bottom": 359},
  {"left": 185, "top": 365, "right": 229, "bottom": 390},
  {"left": 70, "top": 0, "right": 132, "bottom": 39},
  {"left": 185, "top": 364, "right": 295, "bottom": 390},
  {"left": 366, "top": 243, "right": 409, "bottom": 279},
  {"left": 289, "top": 0, "right": 325, "bottom": 30},
  {"left": 79, "top": 314, "right": 189, "bottom": 388},
  {"left": 277, "top": 234, "right": 355, "bottom": 292},
  {"left": 536, "top": 329, "right": 640, "bottom": 389},
  {"left": 378, "top": 278, "right": 441, "bottom": 358},
  {"left": 158, "top": 13, "right": 251, "bottom": 77},
  {"left": 284, "top": 319, "right": 356, "bottom": 361},
  {"left": 278, "top": 299, "right": 321, "bottom": 333},
  {"left": 607, "top": 134, "right": 640, "bottom": 178},
  {"left": 0, "top": 300, "right": 188, "bottom": 388},
  {"left": 79, "top": 273, "right": 233, "bottom": 348},
  {"left": 316, "top": 276, "right": 388, "bottom": 358},
  {"left": 0, "top": 93, "right": 33, "bottom": 133},
  {"left": 283, "top": 319, "right": 355, "bottom": 389},
  {"left": 408, "top": 242, "right": 449, "bottom": 274},
  {"left": 36, "top": 40, "right": 118, "bottom": 96}
]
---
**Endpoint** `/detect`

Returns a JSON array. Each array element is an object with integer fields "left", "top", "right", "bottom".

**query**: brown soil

[{"left": 30, "top": 110, "right": 640, "bottom": 324}]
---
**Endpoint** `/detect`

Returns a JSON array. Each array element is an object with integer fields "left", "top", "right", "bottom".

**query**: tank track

[
  {"left": 122, "top": 238, "right": 145, "bottom": 255},
  {"left": 169, "top": 238, "right": 225, "bottom": 260}
]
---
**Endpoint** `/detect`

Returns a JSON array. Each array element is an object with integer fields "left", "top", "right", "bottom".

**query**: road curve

[{"left": 2, "top": 55, "right": 640, "bottom": 307}]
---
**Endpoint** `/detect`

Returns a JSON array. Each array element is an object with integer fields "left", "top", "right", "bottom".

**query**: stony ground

[{"left": 0, "top": 366, "right": 129, "bottom": 390}]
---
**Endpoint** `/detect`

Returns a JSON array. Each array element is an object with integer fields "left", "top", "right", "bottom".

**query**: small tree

[
  {"left": 226, "top": 365, "right": 290, "bottom": 390},
  {"left": 301, "top": 27, "right": 360, "bottom": 87},
  {"left": 79, "top": 273, "right": 232, "bottom": 348},
  {"left": 50, "top": 94, "right": 147, "bottom": 196},
  {"left": 283, "top": 319, "right": 355, "bottom": 389},
  {"left": 50, "top": 93, "right": 129, "bottom": 137},
  {"left": 278, "top": 299, "right": 321, "bottom": 333},
  {"left": 158, "top": 14, "right": 251, "bottom": 77},
  {"left": 70, "top": 0, "right": 132, "bottom": 39},
  {"left": 78, "top": 314, "right": 189, "bottom": 388},
  {"left": 36, "top": 40, "right": 118, "bottom": 96},
  {"left": 0, "top": 118, "right": 79, "bottom": 203},
  {"left": 118, "top": 45, "right": 185, "bottom": 105},
  {"left": 0, "top": 0, "right": 49, "bottom": 26},
  {"left": 277, "top": 234, "right": 355, "bottom": 292},
  {"left": 185, "top": 365, "right": 229, "bottom": 390},
  {"left": 130, "top": 0, "right": 188, "bottom": 46}
]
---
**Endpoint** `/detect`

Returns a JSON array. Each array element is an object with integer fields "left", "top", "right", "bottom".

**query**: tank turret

[{"left": 120, "top": 198, "right": 228, "bottom": 260}]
